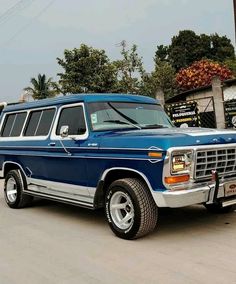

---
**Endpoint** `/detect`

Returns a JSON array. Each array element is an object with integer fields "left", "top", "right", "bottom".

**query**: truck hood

[{"left": 96, "top": 127, "right": 236, "bottom": 151}]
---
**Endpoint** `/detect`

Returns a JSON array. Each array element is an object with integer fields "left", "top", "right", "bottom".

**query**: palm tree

[{"left": 24, "top": 74, "right": 58, "bottom": 100}]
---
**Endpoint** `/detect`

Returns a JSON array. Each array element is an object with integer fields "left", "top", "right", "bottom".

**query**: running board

[{"left": 25, "top": 190, "right": 94, "bottom": 209}]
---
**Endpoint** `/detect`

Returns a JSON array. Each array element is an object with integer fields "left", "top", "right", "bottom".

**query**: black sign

[
  {"left": 165, "top": 101, "right": 200, "bottom": 127},
  {"left": 224, "top": 100, "right": 236, "bottom": 128}
]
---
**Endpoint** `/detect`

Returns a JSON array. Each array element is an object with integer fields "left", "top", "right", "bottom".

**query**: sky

[{"left": 0, "top": 0, "right": 234, "bottom": 102}]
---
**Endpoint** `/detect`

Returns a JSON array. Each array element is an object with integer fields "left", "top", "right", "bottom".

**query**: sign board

[
  {"left": 224, "top": 100, "right": 236, "bottom": 128},
  {"left": 165, "top": 101, "right": 200, "bottom": 128}
]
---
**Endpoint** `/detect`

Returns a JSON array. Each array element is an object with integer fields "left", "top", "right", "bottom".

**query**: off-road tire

[
  {"left": 105, "top": 178, "right": 158, "bottom": 240},
  {"left": 4, "top": 169, "right": 33, "bottom": 209}
]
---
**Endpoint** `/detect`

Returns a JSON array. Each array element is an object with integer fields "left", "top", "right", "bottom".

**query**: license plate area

[{"left": 224, "top": 181, "right": 236, "bottom": 197}]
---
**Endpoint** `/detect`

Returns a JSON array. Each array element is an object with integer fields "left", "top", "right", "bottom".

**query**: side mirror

[{"left": 60, "top": 125, "right": 69, "bottom": 138}]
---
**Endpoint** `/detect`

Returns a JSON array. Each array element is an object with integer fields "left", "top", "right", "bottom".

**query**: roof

[{"left": 3, "top": 93, "right": 158, "bottom": 112}]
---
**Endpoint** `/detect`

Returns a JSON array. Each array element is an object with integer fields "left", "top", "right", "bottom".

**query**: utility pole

[{"left": 234, "top": 0, "right": 236, "bottom": 44}]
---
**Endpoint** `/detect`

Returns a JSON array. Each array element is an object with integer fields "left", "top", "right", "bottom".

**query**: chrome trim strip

[
  {"left": 153, "top": 177, "right": 236, "bottom": 208},
  {"left": 27, "top": 178, "right": 94, "bottom": 204},
  {"left": 0, "top": 145, "right": 164, "bottom": 151},
  {"left": 0, "top": 153, "right": 162, "bottom": 161},
  {"left": 222, "top": 199, "right": 236, "bottom": 207},
  {"left": 25, "top": 191, "right": 94, "bottom": 208},
  {"left": 167, "top": 143, "right": 236, "bottom": 152},
  {"left": 101, "top": 167, "right": 154, "bottom": 193},
  {"left": 2, "top": 161, "right": 27, "bottom": 178},
  {"left": 50, "top": 102, "right": 89, "bottom": 141},
  {"left": 0, "top": 106, "right": 57, "bottom": 141},
  {"left": 187, "top": 130, "right": 236, "bottom": 137}
]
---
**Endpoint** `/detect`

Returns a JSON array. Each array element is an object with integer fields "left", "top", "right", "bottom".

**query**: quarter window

[
  {"left": 56, "top": 106, "right": 86, "bottom": 135},
  {"left": 24, "top": 108, "right": 55, "bottom": 137},
  {"left": 1, "top": 112, "right": 27, "bottom": 137}
]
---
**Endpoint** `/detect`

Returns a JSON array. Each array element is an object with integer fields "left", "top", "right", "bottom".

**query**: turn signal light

[
  {"left": 148, "top": 152, "right": 162, "bottom": 158},
  {"left": 165, "top": 175, "right": 190, "bottom": 184}
]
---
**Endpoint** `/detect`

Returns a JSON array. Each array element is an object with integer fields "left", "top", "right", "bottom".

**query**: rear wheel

[
  {"left": 4, "top": 169, "right": 33, "bottom": 208},
  {"left": 105, "top": 178, "right": 158, "bottom": 240}
]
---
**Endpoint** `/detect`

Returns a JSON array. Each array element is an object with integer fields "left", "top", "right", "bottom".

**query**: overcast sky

[{"left": 0, "top": 0, "right": 234, "bottom": 102}]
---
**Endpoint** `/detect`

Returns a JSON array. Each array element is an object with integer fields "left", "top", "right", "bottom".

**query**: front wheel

[
  {"left": 105, "top": 178, "right": 158, "bottom": 240},
  {"left": 4, "top": 169, "right": 33, "bottom": 209}
]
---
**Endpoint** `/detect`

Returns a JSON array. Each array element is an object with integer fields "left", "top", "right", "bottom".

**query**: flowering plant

[{"left": 176, "top": 60, "right": 233, "bottom": 91}]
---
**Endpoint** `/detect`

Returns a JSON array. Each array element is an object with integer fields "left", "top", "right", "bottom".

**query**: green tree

[
  {"left": 208, "top": 34, "right": 235, "bottom": 62},
  {"left": 155, "top": 30, "right": 235, "bottom": 71},
  {"left": 224, "top": 58, "right": 236, "bottom": 77},
  {"left": 169, "top": 30, "right": 201, "bottom": 70},
  {"left": 57, "top": 44, "right": 117, "bottom": 94},
  {"left": 141, "top": 60, "right": 176, "bottom": 100},
  {"left": 154, "top": 44, "right": 169, "bottom": 63},
  {"left": 24, "top": 74, "right": 58, "bottom": 100},
  {"left": 114, "top": 42, "right": 145, "bottom": 94}
]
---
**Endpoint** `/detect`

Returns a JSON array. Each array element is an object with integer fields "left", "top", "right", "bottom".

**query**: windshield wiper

[
  {"left": 103, "top": 120, "right": 141, "bottom": 129},
  {"left": 108, "top": 102, "right": 141, "bottom": 130}
]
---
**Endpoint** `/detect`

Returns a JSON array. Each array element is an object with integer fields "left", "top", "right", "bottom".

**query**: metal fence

[{"left": 165, "top": 97, "right": 217, "bottom": 128}]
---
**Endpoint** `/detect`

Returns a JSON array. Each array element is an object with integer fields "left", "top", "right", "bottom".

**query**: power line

[
  {"left": 0, "top": 0, "right": 36, "bottom": 27},
  {"left": 1, "top": 0, "right": 55, "bottom": 48}
]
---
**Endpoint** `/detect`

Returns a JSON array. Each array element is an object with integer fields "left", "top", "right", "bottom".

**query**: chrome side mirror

[{"left": 60, "top": 125, "right": 69, "bottom": 138}]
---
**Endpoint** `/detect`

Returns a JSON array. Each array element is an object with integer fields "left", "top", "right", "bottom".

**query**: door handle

[{"left": 48, "top": 142, "right": 56, "bottom": 146}]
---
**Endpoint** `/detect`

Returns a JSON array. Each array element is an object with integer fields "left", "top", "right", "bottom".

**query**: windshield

[{"left": 87, "top": 102, "right": 174, "bottom": 131}]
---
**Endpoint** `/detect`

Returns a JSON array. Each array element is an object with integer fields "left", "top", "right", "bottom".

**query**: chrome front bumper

[{"left": 152, "top": 177, "right": 236, "bottom": 208}]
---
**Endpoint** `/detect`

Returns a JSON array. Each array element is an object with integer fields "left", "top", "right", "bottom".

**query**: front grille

[{"left": 195, "top": 147, "right": 236, "bottom": 180}]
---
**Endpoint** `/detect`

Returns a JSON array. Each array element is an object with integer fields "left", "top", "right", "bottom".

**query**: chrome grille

[{"left": 195, "top": 147, "right": 236, "bottom": 180}]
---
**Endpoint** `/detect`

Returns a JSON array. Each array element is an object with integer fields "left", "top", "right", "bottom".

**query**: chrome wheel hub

[
  {"left": 110, "top": 191, "right": 134, "bottom": 230},
  {"left": 6, "top": 177, "right": 17, "bottom": 203}
]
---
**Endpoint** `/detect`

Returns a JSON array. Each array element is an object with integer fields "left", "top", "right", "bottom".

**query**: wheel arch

[
  {"left": 2, "top": 161, "right": 27, "bottom": 179},
  {"left": 93, "top": 167, "right": 154, "bottom": 209}
]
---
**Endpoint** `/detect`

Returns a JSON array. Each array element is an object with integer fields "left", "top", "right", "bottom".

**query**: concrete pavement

[{"left": 0, "top": 179, "right": 236, "bottom": 284}]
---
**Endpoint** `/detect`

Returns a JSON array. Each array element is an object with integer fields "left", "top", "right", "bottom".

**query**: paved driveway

[{"left": 0, "top": 179, "right": 236, "bottom": 284}]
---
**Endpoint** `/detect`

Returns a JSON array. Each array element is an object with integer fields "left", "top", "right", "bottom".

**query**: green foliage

[
  {"left": 114, "top": 42, "right": 145, "bottom": 94},
  {"left": 156, "top": 30, "right": 235, "bottom": 71},
  {"left": 153, "top": 60, "right": 176, "bottom": 99},
  {"left": 141, "top": 60, "right": 176, "bottom": 100},
  {"left": 154, "top": 45, "right": 169, "bottom": 63},
  {"left": 224, "top": 58, "right": 236, "bottom": 77},
  {"left": 169, "top": 30, "right": 201, "bottom": 70},
  {"left": 24, "top": 74, "right": 58, "bottom": 100},
  {"left": 57, "top": 44, "right": 117, "bottom": 94},
  {"left": 209, "top": 34, "right": 235, "bottom": 62}
]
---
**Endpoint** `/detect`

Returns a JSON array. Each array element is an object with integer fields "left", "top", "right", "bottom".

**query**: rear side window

[
  {"left": 1, "top": 112, "right": 27, "bottom": 137},
  {"left": 24, "top": 108, "right": 55, "bottom": 137},
  {"left": 56, "top": 106, "right": 86, "bottom": 135}
]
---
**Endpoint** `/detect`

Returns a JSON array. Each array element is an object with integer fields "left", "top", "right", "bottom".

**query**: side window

[
  {"left": 24, "top": 108, "right": 55, "bottom": 137},
  {"left": 56, "top": 106, "right": 86, "bottom": 135},
  {"left": 1, "top": 112, "right": 27, "bottom": 137}
]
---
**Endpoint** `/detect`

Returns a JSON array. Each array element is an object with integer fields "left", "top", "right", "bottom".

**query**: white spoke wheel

[
  {"left": 105, "top": 178, "right": 158, "bottom": 240},
  {"left": 110, "top": 191, "right": 135, "bottom": 230},
  {"left": 5, "top": 177, "right": 17, "bottom": 203},
  {"left": 4, "top": 169, "right": 33, "bottom": 209}
]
